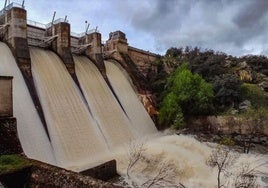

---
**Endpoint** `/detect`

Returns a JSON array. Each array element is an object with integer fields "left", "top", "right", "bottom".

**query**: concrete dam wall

[{"left": 0, "top": 4, "right": 157, "bottom": 170}]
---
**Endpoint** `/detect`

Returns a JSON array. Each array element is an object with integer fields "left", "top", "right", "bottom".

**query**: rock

[
  {"left": 239, "top": 100, "right": 251, "bottom": 111},
  {"left": 260, "top": 137, "right": 268, "bottom": 145},
  {"left": 251, "top": 136, "right": 260, "bottom": 143},
  {"left": 259, "top": 81, "right": 268, "bottom": 91},
  {"left": 261, "top": 176, "right": 268, "bottom": 184},
  {"left": 231, "top": 109, "right": 239, "bottom": 114},
  {"left": 234, "top": 135, "right": 242, "bottom": 141},
  {"left": 238, "top": 61, "right": 248, "bottom": 69},
  {"left": 212, "top": 135, "right": 221, "bottom": 142}
]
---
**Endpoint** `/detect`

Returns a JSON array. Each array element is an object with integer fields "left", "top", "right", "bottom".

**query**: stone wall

[
  {"left": 128, "top": 46, "right": 158, "bottom": 77},
  {"left": 104, "top": 31, "right": 158, "bottom": 78}
]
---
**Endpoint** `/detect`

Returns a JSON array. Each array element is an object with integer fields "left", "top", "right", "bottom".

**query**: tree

[
  {"left": 207, "top": 144, "right": 267, "bottom": 188},
  {"left": 213, "top": 74, "right": 242, "bottom": 111},
  {"left": 206, "top": 146, "right": 237, "bottom": 188},
  {"left": 165, "top": 47, "right": 183, "bottom": 58},
  {"left": 159, "top": 63, "right": 214, "bottom": 128},
  {"left": 125, "top": 141, "right": 186, "bottom": 188},
  {"left": 126, "top": 141, "right": 145, "bottom": 178}
]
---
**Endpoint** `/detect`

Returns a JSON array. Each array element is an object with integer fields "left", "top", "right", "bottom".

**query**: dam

[
  {"left": 1, "top": 2, "right": 268, "bottom": 188},
  {"left": 0, "top": 2, "right": 158, "bottom": 169}
]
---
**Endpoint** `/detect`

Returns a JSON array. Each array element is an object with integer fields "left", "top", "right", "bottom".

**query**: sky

[{"left": 1, "top": 0, "right": 268, "bottom": 56}]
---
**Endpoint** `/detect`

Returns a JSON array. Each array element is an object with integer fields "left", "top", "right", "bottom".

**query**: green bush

[
  {"left": 159, "top": 63, "right": 214, "bottom": 128},
  {"left": 0, "top": 155, "right": 30, "bottom": 174}
]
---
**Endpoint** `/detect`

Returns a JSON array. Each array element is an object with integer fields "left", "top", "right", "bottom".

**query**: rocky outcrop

[{"left": 187, "top": 115, "right": 268, "bottom": 136}]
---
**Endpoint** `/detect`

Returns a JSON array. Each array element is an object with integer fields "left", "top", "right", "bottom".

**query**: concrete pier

[
  {"left": 49, "top": 21, "right": 75, "bottom": 75},
  {"left": 83, "top": 32, "right": 105, "bottom": 74}
]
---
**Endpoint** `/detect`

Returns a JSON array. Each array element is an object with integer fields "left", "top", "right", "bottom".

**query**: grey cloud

[
  {"left": 233, "top": 0, "right": 268, "bottom": 28},
  {"left": 129, "top": 0, "right": 268, "bottom": 56}
]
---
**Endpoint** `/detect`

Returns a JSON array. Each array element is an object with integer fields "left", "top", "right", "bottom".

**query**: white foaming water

[
  {"left": 105, "top": 61, "right": 157, "bottom": 136},
  {"left": 0, "top": 42, "right": 56, "bottom": 165},
  {"left": 30, "top": 48, "right": 108, "bottom": 169},
  {"left": 112, "top": 134, "right": 268, "bottom": 188},
  {"left": 74, "top": 56, "right": 135, "bottom": 148}
]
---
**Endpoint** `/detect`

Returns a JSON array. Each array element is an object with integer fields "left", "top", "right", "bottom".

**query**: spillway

[
  {"left": 74, "top": 56, "right": 136, "bottom": 148},
  {"left": 30, "top": 48, "right": 108, "bottom": 168},
  {"left": 0, "top": 42, "right": 56, "bottom": 165},
  {"left": 105, "top": 61, "right": 157, "bottom": 136}
]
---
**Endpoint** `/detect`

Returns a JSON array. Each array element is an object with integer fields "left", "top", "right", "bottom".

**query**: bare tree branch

[{"left": 126, "top": 141, "right": 187, "bottom": 188}]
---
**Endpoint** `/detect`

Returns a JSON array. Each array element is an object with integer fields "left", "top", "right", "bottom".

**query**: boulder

[
  {"left": 238, "top": 100, "right": 251, "bottom": 111},
  {"left": 259, "top": 81, "right": 268, "bottom": 91}
]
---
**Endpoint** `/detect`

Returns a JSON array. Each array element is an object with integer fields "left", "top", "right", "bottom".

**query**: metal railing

[
  {"left": 45, "top": 18, "right": 68, "bottom": 28},
  {"left": 0, "top": 2, "right": 24, "bottom": 16},
  {"left": 71, "top": 32, "right": 84, "bottom": 38},
  {"left": 27, "top": 18, "right": 69, "bottom": 29},
  {"left": 71, "top": 29, "right": 99, "bottom": 38},
  {"left": 27, "top": 19, "right": 46, "bottom": 29}
]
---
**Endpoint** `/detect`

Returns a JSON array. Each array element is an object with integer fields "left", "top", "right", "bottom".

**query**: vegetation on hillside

[{"left": 148, "top": 46, "right": 268, "bottom": 128}]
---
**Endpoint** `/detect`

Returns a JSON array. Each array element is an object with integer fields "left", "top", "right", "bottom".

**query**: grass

[{"left": 0, "top": 155, "right": 31, "bottom": 174}]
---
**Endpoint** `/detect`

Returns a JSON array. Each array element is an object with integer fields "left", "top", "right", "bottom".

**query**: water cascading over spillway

[
  {"left": 105, "top": 61, "right": 157, "bottom": 136},
  {"left": 74, "top": 56, "right": 136, "bottom": 148},
  {"left": 0, "top": 42, "right": 56, "bottom": 165},
  {"left": 30, "top": 48, "right": 108, "bottom": 168}
]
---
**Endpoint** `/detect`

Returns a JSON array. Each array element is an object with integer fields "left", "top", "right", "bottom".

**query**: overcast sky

[{"left": 2, "top": 0, "right": 268, "bottom": 56}]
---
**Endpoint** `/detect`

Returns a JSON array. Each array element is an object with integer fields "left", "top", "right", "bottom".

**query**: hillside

[{"left": 147, "top": 46, "right": 268, "bottom": 129}]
